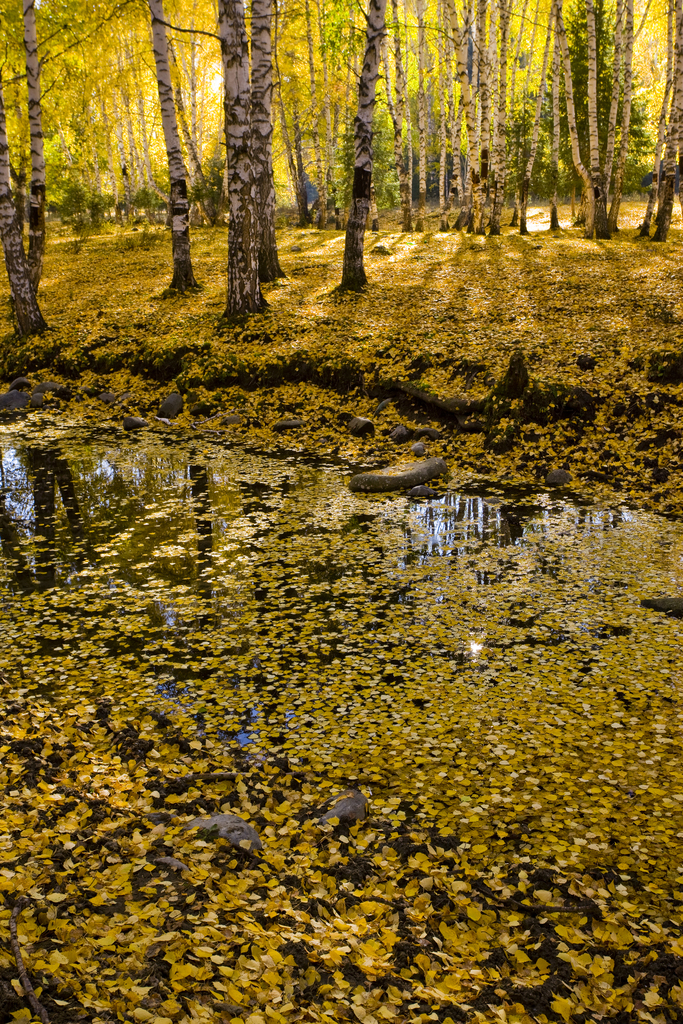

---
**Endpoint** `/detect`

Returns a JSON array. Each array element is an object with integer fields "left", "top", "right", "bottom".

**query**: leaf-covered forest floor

[{"left": 1, "top": 201, "right": 683, "bottom": 1024}]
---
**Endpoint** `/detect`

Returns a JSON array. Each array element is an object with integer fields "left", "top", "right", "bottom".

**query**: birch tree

[
  {"left": 251, "top": 0, "right": 284, "bottom": 280},
  {"left": 519, "top": 11, "right": 553, "bottom": 234},
  {"left": 385, "top": 0, "right": 412, "bottom": 231},
  {"left": 489, "top": 0, "right": 510, "bottom": 235},
  {"left": 0, "top": 75, "right": 46, "bottom": 336},
  {"left": 549, "top": 21, "right": 561, "bottom": 230},
  {"left": 608, "top": 0, "right": 634, "bottom": 232},
  {"left": 556, "top": 0, "right": 594, "bottom": 238},
  {"left": 22, "top": 0, "right": 46, "bottom": 292},
  {"left": 148, "top": 0, "right": 198, "bottom": 292},
  {"left": 640, "top": 0, "right": 674, "bottom": 237},
  {"left": 217, "top": 0, "right": 264, "bottom": 313},
  {"left": 339, "top": 0, "right": 388, "bottom": 291},
  {"left": 585, "top": 0, "right": 610, "bottom": 238},
  {"left": 653, "top": 0, "right": 683, "bottom": 243},
  {"left": 415, "top": 0, "right": 428, "bottom": 231},
  {"left": 437, "top": 0, "right": 449, "bottom": 230},
  {"left": 305, "top": 0, "right": 327, "bottom": 227},
  {"left": 448, "top": 0, "right": 483, "bottom": 234}
]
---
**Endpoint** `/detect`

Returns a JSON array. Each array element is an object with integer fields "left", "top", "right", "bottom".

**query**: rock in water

[
  {"left": 0, "top": 391, "right": 29, "bottom": 410},
  {"left": 388, "top": 424, "right": 413, "bottom": 443},
  {"left": 348, "top": 416, "right": 375, "bottom": 438},
  {"left": 545, "top": 468, "right": 572, "bottom": 486},
  {"left": 413, "top": 427, "right": 441, "bottom": 441},
  {"left": 350, "top": 457, "right": 447, "bottom": 493},
  {"left": 182, "top": 813, "right": 262, "bottom": 851},
  {"left": 222, "top": 414, "right": 244, "bottom": 426},
  {"left": 641, "top": 597, "right": 683, "bottom": 617},
  {"left": 273, "top": 418, "right": 304, "bottom": 432},
  {"left": 123, "top": 416, "right": 148, "bottom": 431},
  {"left": 319, "top": 789, "right": 369, "bottom": 825},
  {"left": 411, "top": 442, "right": 426, "bottom": 456},
  {"left": 99, "top": 392, "right": 118, "bottom": 405},
  {"left": 8, "top": 377, "right": 31, "bottom": 392},
  {"left": 409, "top": 484, "right": 437, "bottom": 497},
  {"left": 158, "top": 393, "right": 184, "bottom": 419},
  {"left": 33, "top": 381, "right": 71, "bottom": 400},
  {"left": 30, "top": 394, "right": 43, "bottom": 408}
]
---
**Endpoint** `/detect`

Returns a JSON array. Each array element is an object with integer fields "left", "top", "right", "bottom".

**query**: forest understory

[{"left": 2, "top": 201, "right": 683, "bottom": 513}]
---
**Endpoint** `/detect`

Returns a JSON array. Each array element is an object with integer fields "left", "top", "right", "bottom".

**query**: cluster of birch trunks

[{"left": 0, "top": 0, "right": 682, "bottom": 335}]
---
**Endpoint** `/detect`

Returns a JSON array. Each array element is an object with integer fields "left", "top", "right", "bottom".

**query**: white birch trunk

[
  {"left": 602, "top": 0, "right": 623, "bottom": 199},
  {"left": 489, "top": 0, "right": 510, "bottom": 235},
  {"left": 550, "top": 22, "right": 561, "bottom": 230},
  {"left": 519, "top": 10, "right": 553, "bottom": 234},
  {"left": 447, "top": 0, "right": 483, "bottom": 233},
  {"left": 315, "top": 0, "right": 335, "bottom": 214},
  {"left": 340, "top": 0, "right": 388, "bottom": 290},
  {"left": 640, "top": 0, "right": 674, "bottom": 236},
  {"left": 556, "top": 0, "right": 594, "bottom": 237},
  {"left": 0, "top": 74, "right": 46, "bottom": 335},
  {"left": 585, "top": 0, "right": 610, "bottom": 237},
  {"left": 507, "top": 0, "right": 530, "bottom": 227},
  {"left": 111, "top": 91, "right": 132, "bottom": 216},
  {"left": 217, "top": 0, "right": 264, "bottom": 313},
  {"left": 654, "top": 0, "right": 683, "bottom": 242},
  {"left": 607, "top": 0, "right": 634, "bottom": 231},
  {"left": 148, "top": 0, "right": 197, "bottom": 291},
  {"left": 389, "top": 0, "right": 412, "bottom": 230},
  {"left": 476, "top": 0, "right": 492, "bottom": 232},
  {"left": 416, "top": 0, "right": 428, "bottom": 231},
  {"left": 22, "top": 0, "right": 46, "bottom": 292},
  {"left": 100, "top": 98, "right": 121, "bottom": 223},
  {"left": 305, "top": 0, "right": 327, "bottom": 228},
  {"left": 438, "top": 0, "right": 449, "bottom": 229},
  {"left": 251, "top": 0, "right": 284, "bottom": 280}
]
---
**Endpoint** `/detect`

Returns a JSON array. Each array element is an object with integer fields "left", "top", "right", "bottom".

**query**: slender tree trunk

[
  {"left": 585, "top": 0, "right": 610, "bottom": 238},
  {"left": 556, "top": 0, "right": 594, "bottom": 237},
  {"left": 148, "top": 0, "right": 198, "bottom": 291},
  {"left": 217, "top": 0, "right": 264, "bottom": 313},
  {"left": 305, "top": 0, "right": 327, "bottom": 227},
  {"left": 476, "top": 0, "right": 493, "bottom": 233},
  {"left": 0, "top": 75, "right": 46, "bottom": 335},
  {"left": 603, "top": 0, "right": 624, "bottom": 201},
  {"left": 654, "top": 0, "right": 683, "bottom": 243},
  {"left": 506, "top": 0, "right": 530, "bottom": 229},
  {"left": 607, "top": 0, "right": 634, "bottom": 232},
  {"left": 445, "top": 30, "right": 464, "bottom": 226},
  {"left": 251, "top": 0, "right": 284, "bottom": 280},
  {"left": 404, "top": 0, "right": 413, "bottom": 217},
  {"left": 111, "top": 91, "right": 131, "bottom": 217},
  {"left": 448, "top": 0, "right": 482, "bottom": 234},
  {"left": 416, "top": 0, "right": 428, "bottom": 231},
  {"left": 641, "top": 3, "right": 674, "bottom": 236},
  {"left": 315, "top": 0, "right": 335, "bottom": 219},
  {"left": 273, "top": 7, "right": 307, "bottom": 227},
  {"left": 339, "top": 0, "right": 388, "bottom": 291},
  {"left": 387, "top": 0, "right": 412, "bottom": 231},
  {"left": 168, "top": 39, "right": 217, "bottom": 224},
  {"left": 437, "top": 0, "right": 449, "bottom": 230},
  {"left": 489, "top": 0, "right": 510, "bottom": 235},
  {"left": 550, "top": 22, "right": 561, "bottom": 229},
  {"left": 292, "top": 104, "right": 310, "bottom": 226},
  {"left": 22, "top": 0, "right": 46, "bottom": 292},
  {"left": 370, "top": 184, "right": 379, "bottom": 230},
  {"left": 519, "top": 11, "right": 553, "bottom": 234}
]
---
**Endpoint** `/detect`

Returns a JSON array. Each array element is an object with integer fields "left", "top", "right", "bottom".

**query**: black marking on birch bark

[{"left": 353, "top": 167, "right": 372, "bottom": 200}]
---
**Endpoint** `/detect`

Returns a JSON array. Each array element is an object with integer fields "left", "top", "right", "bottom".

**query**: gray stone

[
  {"left": 99, "top": 392, "right": 118, "bottom": 405},
  {"left": 388, "top": 423, "right": 413, "bottom": 443},
  {"left": 348, "top": 416, "right": 375, "bottom": 438},
  {"left": 372, "top": 244, "right": 391, "bottom": 255},
  {"left": 409, "top": 484, "right": 438, "bottom": 497},
  {"left": 33, "top": 381, "right": 71, "bottom": 399},
  {"left": 182, "top": 813, "right": 262, "bottom": 851},
  {"left": 413, "top": 427, "right": 441, "bottom": 441},
  {"left": 290, "top": 245, "right": 302, "bottom": 252},
  {"left": 641, "top": 597, "right": 683, "bottom": 617},
  {"left": 155, "top": 856, "right": 190, "bottom": 872},
  {"left": 350, "top": 457, "right": 448, "bottom": 494},
  {"left": 273, "top": 418, "right": 304, "bottom": 432},
  {"left": 0, "top": 391, "right": 29, "bottom": 410},
  {"left": 30, "top": 394, "right": 43, "bottom": 408},
  {"left": 221, "top": 414, "right": 244, "bottom": 426},
  {"left": 319, "top": 789, "right": 368, "bottom": 825},
  {"left": 123, "top": 416, "right": 148, "bottom": 431},
  {"left": 411, "top": 442, "right": 426, "bottom": 456},
  {"left": 8, "top": 377, "right": 31, "bottom": 392},
  {"left": 158, "top": 392, "right": 184, "bottom": 419},
  {"left": 545, "top": 468, "right": 572, "bottom": 486}
]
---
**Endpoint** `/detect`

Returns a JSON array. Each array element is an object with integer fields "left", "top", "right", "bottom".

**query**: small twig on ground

[{"left": 9, "top": 897, "right": 50, "bottom": 1024}]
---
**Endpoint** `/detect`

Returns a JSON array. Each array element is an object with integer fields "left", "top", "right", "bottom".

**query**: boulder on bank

[
  {"left": 123, "top": 416, "right": 148, "bottom": 431},
  {"left": 0, "top": 391, "right": 29, "bottom": 410},
  {"left": 182, "top": 813, "right": 262, "bottom": 851},
  {"left": 349, "top": 457, "right": 447, "bottom": 493},
  {"left": 545, "top": 468, "right": 572, "bottom": 486},
  {"left": 8, "top": 377, "right": 31, "bottom": 392},
  {"left": 641, "top": 597, "right": 683, "bottom": 617},
  {"left": 388, "top": 423, "right": 413, "bottom": 443},
  {"left": 33, "top": 381, "right": 71, "bottom": 400},
  {"left": 319, "top": 789, "right": 368, "bottom": 825},
  {"left": 273, "top": 418, "right": 304, "bottom": 432},
  {"left": 158, "top": 393, "right": 184, "bottom": 419},
  {"left": 348, "top": 416, "right": 375, "bottom": 437}
]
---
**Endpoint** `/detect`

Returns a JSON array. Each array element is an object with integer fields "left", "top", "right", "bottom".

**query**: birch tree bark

[
  {"left": 148, "top": 0, "right": 197, "bottom": 291},
  {"left": 519, "top": 10, "right": 553, "bottom": 234},
  {"left": 416, "top": 0, "right": 428, "bottom": 231},
  {"left": 292, "top": 103, "right": 310, "bottom": 226},
  {"left": 445, "top": 31, "right": 465, "bottom": 227},
  {"left": 550, "top": 21, "right": 561, "bottom": 229},
  {"left": 339, "top": 0, "right": 388, "bottom": 290},
  {"left": 556, "top": 0, "right": 594, "bottom": 237},
  {"left": 489, "top": 0, "right": 510, "bottom": 235},
  {"left": 608, "top": 0, "right": 634, "bottom": 231},
  {"left": 585, "top": 0, "right": 610, "bottom": 237},
  {"left": 640, "top": 0, "right": 674, "bottom": 236},
  {"left": 22, "top": 0, "right": 46, "bottom": 292},
  {"left": 654, "top": 0, "right": 683, "bottom": 242},
  {"left": 305, "top": 0, "right": 327, "bottom": 227},
  {"left": 602, "top": 0, "right": 624, "bottom": 202},
  {"left": 0, "top": 75, "right": 46, "bottom": 336},
  {"left": 315, "top": 0, "right": 335, "bottom": 217},
  {"left": 448, "top": 0, "right": 483, "bottom": 234},
  {"left": 100, "top": 98, "right": 122, "bottom": 223},
  {"left": 437, "top": 0, "right": 449, "bottom": 230},
  {"left": 507, "top": 0, "right": 530, "bottom": 227},
  {"left": 111, "top": 91, "right": 131, "bottom": 217},
  {"left": 476, "top": 0, "right": 493, "bottom": 232},
  {"left": 217, "top": 0, "right": 264, "bottom": 313},
  {"left": 387, "top": 0, "right": 412, "bottom": 230},
  {"left": 168, "top": 39, "right": 217, "bottom": 224},
  {"left": 273, "top": 13, "right": 309, "bottom": 228},
  {"left": 251, "top": 0, "right": 284, "bottom": 280}
]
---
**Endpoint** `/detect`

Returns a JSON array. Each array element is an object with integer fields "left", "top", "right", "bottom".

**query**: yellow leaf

[
  {"left": 551, "top": 996, "right": 573, "bottom": 1022},
  {"left": 46, "top": 892, "right": 69, "bottom": 902},
  {"left": 467, "top": 905, "right": 481, "bottom": 921}
]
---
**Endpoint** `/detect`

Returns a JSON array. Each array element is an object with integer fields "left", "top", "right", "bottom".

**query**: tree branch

[{"left": 9, "top": 898, "right": 50, "bottom": 1024}]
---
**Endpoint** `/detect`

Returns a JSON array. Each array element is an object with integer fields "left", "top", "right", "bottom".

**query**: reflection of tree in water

[
  {"left": 0, "top": 446, "right": 87, "bottom": 590},
  {"left": 189, "top": 463, "right": 213, "bottom": 605}
]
